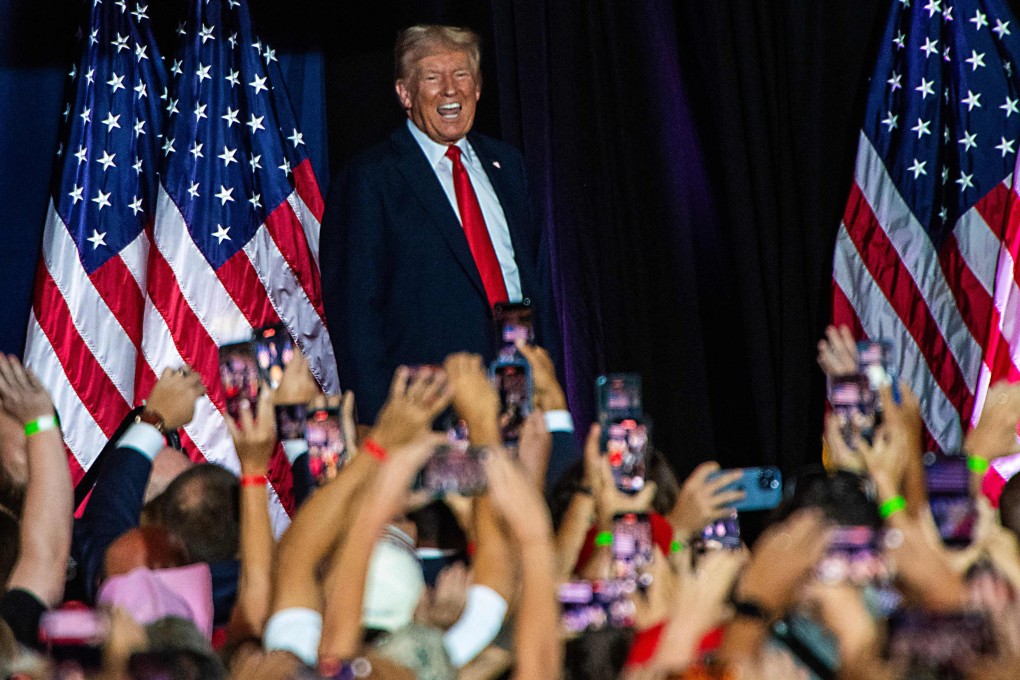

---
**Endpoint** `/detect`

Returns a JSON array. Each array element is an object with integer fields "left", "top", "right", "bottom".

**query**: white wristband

[{"left": 263, "top": 607, "right": 322, "bottom": 666}]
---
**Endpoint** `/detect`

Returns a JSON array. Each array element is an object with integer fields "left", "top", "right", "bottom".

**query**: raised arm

[
  {"left": 0, "top": 354, "right": 71, "bottom": 607},
  {"left": 225, "top": 387, "right": 277, "bottom": 641}
]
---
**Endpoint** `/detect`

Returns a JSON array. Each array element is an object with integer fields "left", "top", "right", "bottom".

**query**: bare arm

[
  {"left": 0, "top": 355, "right": 72, "bottom": 607},
  {"left": 482, "top": 449, "right": 562, "bottom": 680},
  {"left": 318, "top": 435, "right": 440, "bottom": 660},
  {"left": 225, "top": 388, "right": 277, "bottom": 641}
]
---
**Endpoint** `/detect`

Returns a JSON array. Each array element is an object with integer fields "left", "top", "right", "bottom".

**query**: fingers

[
  {"left": 703, "top": 468, "right": 742, "bottom": 495},
  {"left": 388, "top": 365, "right": 411, "bottom": 399},
  {"left": 341, "top": 390, "right": 358, "bottom": 452}
]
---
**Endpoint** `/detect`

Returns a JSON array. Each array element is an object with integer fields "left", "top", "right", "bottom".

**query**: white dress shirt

[{"left": 406, "top": 119, "right": 523, "bottom": 302}]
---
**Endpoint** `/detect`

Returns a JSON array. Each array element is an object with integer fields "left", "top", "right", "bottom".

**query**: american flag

[
  {"left": 833, "top": 0, "right": 1020, "bottom": 482},
  {"left": 26, "top": 0, "right": 337, "bottom": 529}
]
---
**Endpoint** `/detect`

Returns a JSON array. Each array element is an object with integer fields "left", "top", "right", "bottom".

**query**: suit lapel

[
  {"left": 391, "top": 125, "right": 487, "bottom": 302},
  {"left": 469, "top": 133, "right": 536, "bottom": 295}
]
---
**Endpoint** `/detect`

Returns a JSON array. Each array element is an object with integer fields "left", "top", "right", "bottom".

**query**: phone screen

[
  {"left": 816, "top": 526, "right": 888, "bottom": 586},
  {"left": 253, "top": 323, "right": 295, "bottom": 390},
  {"left": 218, "top": 341, "right": 260, "bottom": 421},
  {"left": 491, "top": 359, "right": 532, "bottom": 447},
  {"left": 886, "top": 610, "right": 994, "bottom": 679},
  {"left": 493, "top": 302, "right": 534, "bottom": 359},
  {"left": 596, "top": 373, "right": 643, "bottom": 421},
  {"left": 305, "top": 407, "right": 345, "bottom": 485},
  {"left": 604, "top": 419, "right": 648, "bottom": 493},
  {"left": 421, "top": 444, "right": 487, "bottom": 496},
  {"left": 558, "top": 579, "right": 636, "bottom": 633},
  {"left": 829, "top": 374, "right": 876, "bottom": 445},
  {"left": 926, "top": 456, "right": 977, "bottom": 547},
  {"left": 698, "top": 510, "right": 742, "bottom": 551},
  {"left": 275, "top": 403, "right": 307, "bottom": 441},
  {"left": 40, "top": 609, "right": 108, "bottom": 672},
  {"left": 857, "top": 340, "right": 894, "bottom": 390},
  {"left": 612, "top": 513, "right": 654, "bottom": 588}
]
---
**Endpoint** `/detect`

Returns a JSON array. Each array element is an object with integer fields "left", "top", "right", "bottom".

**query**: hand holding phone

[
  {"left": 489, "top": 358, "right": 532, "bottom": 448},
  {"left": 926, "top": 455, "right": 977, "bottom": 547},
  {"left": 815, "top": 526, "right": 889, "bottom": 586},
  {"left": 420, "top": 443, "right": 487, "bottom": 496},
  {"left": 218, "top": 341, "right": 260, "bottom": 421},
  {"left": 611, "top": 513, "right": 654, "bottom": 588},
  {"left": 493, "top": 301, "right": 535, "bottom": 359},
  {"left": 305, "top": 406, "right": 346, "bottom": 485},
  {"left": 830, "top": 374, "right": 876, "bottom": 446},
  {"left": 706, "top": 466, "right": 782, "bottom": 512},
  {"left": 254, "top": 323, "right": 296, "bottom": 390}
]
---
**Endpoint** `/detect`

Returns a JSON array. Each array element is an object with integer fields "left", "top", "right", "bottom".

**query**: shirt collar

[{"left": 406, "top": 118, "right": 471, "bottom": 169}]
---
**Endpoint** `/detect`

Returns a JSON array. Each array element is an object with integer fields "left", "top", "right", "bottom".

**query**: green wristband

[
  {"left": 24, "top": 414, "right": 58, "bottom": 437},
  {"left": 879, "top": 495, "right": 907, "bottom": 519},
  {"left": 594, "top": 530, "right": 613, "bottom": 547},
  {"left": 967, "top": 455, "right": 991, "bottom": 475}
]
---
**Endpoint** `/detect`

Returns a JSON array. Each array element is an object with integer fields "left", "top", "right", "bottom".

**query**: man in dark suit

[{"left": 320, "top": 25, "right": 559, "bottom": 421}]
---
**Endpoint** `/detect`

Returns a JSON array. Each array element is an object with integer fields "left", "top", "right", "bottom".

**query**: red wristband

[
  {"left": 363, "top": 438, "right": 388, "bottom": 462},
  {"left": 240, "top": 474, "right": 267, "bottom": 488}
]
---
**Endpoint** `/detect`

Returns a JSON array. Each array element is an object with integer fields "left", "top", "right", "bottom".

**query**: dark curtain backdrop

[{"left": 1, "top": 0, "right": 930, "bottom": 476}]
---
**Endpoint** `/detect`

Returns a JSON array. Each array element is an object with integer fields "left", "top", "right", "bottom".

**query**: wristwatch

[{"left": 135, "top": 408, "right": 167, "bottom": 435}]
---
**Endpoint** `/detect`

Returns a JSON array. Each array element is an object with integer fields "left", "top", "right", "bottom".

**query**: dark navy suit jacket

[{"left": 320, "top": 123, "right": 559, "bottom": 421}]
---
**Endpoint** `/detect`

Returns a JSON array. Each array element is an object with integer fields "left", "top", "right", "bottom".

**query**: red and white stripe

[
  {"left": 140, "top": 163, "right": 333, "bottom": 532},
  {"left": 25, "top": 201, "right": 145, "bottom": 475},
  {"left": 835, "top": 131, "right": 1020, "bottom": 470}
]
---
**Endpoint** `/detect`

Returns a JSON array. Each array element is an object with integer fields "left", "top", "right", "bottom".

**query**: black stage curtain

[
  {"left": 487, "top": 1, "right": 888, "bottom": 478},
  {"left": 8, "top": 0, "right": 991, "bottom": 480}
]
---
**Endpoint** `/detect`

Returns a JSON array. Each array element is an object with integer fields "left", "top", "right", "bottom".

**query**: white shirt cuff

[
  {"left": 282, "top": 439, "right": 309, "bottom": 464},
  {"left": 116, "top": 422, "right": 164, "bottom": 462},
  {"left": 544, "top": 410, "right": 574, "bottom": 433}
]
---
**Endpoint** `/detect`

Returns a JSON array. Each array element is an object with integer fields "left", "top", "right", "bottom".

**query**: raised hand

[
  {"left": 226, "top": 387, "right": 276, "bottom": 475},
  {"left": 443, "top": 353, "right": 501, "bottom": 445},
  {"left": 966, "top": 381, "right": 1020, "bottom": 462},
  {"left": 0, "top": 354, "right": 55, "bottom": 425},
  {"left": 370, "top": 365, "right": 451, "bottom": 450},
  {"left": 145, "top": 365, "right": 207, "bottom": 431},
  {"left": 817, "top": 325, "right": 858, "bottom": 378},
  {"left": 272, "top": 350, "right": 320, "bottom": 406},
  {"left": 515, "top": 341, "right": 567, "bottom": 411},
  {"left": 668, "top": 461, "right": 745, "bottom": 540}
]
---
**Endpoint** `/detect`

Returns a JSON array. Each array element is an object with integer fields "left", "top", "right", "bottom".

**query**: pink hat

[{"left": 97, "top": 563, "right": 214, "bottom": 639}]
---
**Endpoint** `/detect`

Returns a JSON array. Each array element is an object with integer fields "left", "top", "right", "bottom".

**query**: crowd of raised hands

[{"left": 3, "top": 325, "right": 1020, "bottom": 679}]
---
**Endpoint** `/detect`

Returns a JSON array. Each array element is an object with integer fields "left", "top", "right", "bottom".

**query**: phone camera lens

[{"left": 759, "top": 470, "right": 779, "bottom": 490}]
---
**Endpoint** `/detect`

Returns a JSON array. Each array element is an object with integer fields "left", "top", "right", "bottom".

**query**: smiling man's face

[{"left": 396, "top": 49, "right": 480, "bottom": 145}]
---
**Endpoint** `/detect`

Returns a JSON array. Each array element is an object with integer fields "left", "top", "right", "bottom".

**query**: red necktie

[{"left": 446, "top": 145, "right": 509, "bottom": 308}]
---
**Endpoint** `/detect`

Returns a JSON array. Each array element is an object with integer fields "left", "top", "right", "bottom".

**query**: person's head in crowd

[
  {"left": 772, "top": 465, "right": 882, "bottom": 529},
  {"left": 394, "top": 24, "right": 482, "bottom": 145},
  {"left": 548, "top": 446, "right": 679, "bottom": 528},
  {"left": 562, "top": 628, "right": 635, "bottom": 680},
  {"left": 103, "top": 526, "right": 190, "bottom": 581},
  {"left": 154, "top": 464, "right": 240, "bottom": 564},
  {"left": 998, "top": 471, "right": 1020, "bottom": 539}
]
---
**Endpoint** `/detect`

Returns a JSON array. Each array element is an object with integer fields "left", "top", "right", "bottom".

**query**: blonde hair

[{"left": 394, "top": 24, "right": 481, "bottom": 83}]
